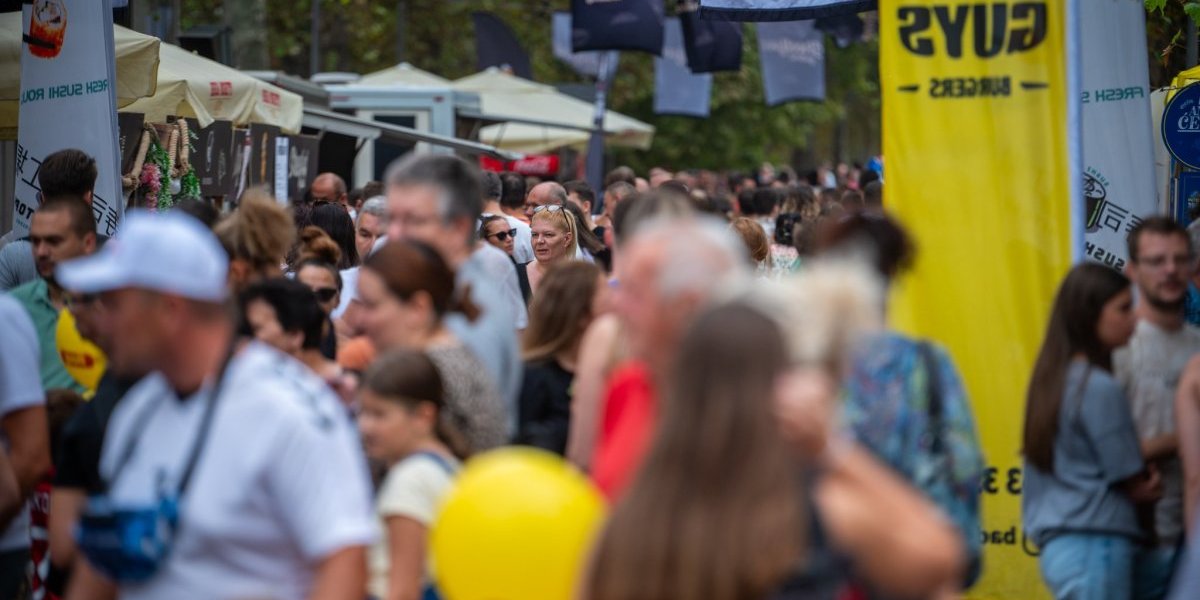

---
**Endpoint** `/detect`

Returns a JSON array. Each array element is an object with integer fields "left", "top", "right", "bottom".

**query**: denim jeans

[
  {"left": 1135, "top": 542, "right": 1183, "bottom": 600},
  {"left": 1039, "top": 533, "right": 1135, "bottom": 600}
]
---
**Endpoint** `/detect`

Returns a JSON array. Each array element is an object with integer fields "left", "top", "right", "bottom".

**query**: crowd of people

[{"left": 0, "top": 146, "right": 1195, "bottom": 600}]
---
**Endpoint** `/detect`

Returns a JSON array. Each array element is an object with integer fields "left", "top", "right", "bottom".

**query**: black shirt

[
  {"left": 515, "top": 359, "right": 574, "bottom": 455},
  {"left": 54, "top": 370, "right": 138, "bottom": 493}
]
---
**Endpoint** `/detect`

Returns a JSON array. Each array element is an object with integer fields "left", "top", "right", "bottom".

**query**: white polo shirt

[{"left": 99, "top": 342, "right": 376, "bottom": 599}]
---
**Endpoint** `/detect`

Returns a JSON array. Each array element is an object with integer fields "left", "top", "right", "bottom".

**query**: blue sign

[{"left": 1163, "top": 83, "right": 1200, "bottom": 170}]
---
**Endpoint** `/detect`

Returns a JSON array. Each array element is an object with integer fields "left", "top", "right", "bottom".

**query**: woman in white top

[{"left": 358, "top": 349, "right": 470, "bottom": 600}]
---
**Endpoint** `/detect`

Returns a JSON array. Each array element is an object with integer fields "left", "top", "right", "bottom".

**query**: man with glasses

[
  {"left": 481, "top": 171, "right": 533, "bottom": 263},
  {"left": 1114, "top": 216, "right": 1200, "bottom": 599}
]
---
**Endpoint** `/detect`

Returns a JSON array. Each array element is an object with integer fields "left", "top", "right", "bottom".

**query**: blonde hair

[
  {"left": 215, "top": 188, "right": 295, "bottom": 273},
  {"left": 532, "top": 207, "right": 580, "bottom": 260}
]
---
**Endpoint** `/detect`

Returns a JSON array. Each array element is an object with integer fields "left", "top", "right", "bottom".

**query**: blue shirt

[{"left": 1185, "top": 282, "right": 1200, "bottom": 327}]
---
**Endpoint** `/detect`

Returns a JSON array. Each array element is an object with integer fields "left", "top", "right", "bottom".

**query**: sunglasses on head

[
  {"left": 313, "top": 287, "right": 338, "bottom": 303},
  {"left": 533, "top": 205, "right": 564, "bottom": 214},
  {"left": 488, "top": 229, "right": 518, "bottom": 242}
]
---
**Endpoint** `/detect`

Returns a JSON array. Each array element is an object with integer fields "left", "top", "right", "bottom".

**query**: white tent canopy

[
  {"left": 123, "top": 43, "right": 303, "bottom": 133},
  {"left": 452, "top": 67, "right": 654, "bottom": 153},
  {"left": 0, "top": 15, "right": 159, "bottom": 137},
  {"left": 357, "top": 62, "right": 451, "bottom": 88}
]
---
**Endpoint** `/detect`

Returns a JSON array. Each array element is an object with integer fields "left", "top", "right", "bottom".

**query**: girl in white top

[{"left": 358, "top": 349, "right": 470, "bottom": 600}]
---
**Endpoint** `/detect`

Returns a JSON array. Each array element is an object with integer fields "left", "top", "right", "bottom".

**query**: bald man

[
  {"left": 310, "top": 173, "right": 353, "bottom": 217},
  {"left": 523, "top": 181, "right": 568, "bottom": 220}
]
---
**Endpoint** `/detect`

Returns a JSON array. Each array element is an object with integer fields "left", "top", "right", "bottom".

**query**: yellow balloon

[
  {"left": 55, "top": 308, "right": 106, "bottom": 394},
  {"left": 430, "top": 447, "right": 606, "bottom": 600}
]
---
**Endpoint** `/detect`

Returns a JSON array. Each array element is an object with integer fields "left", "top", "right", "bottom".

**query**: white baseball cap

[{"left": 57, "top": 209, "right": 229, "bottom": 302}]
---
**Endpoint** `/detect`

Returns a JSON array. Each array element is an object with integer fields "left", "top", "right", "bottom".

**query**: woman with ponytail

[
  {"left": 357, "top": 240, "right": 509, "bottom": 453},
  {"left": 358, "top": 349, "right": 468, "bottom": 600}
]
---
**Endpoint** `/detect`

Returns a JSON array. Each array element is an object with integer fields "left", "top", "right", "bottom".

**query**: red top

[{"left": 591, "top": 361, "right": 658, "bottom": 502}]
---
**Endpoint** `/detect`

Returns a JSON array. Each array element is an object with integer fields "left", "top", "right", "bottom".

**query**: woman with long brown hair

[
  {"left": 516, "top": 261, "right": 608, "bottom": 455},
  {"left": 357, "top": 240, "right": 509, "bottom": 453},
  {"left": 1022, "top": 262, "right": 1161, "bottom": 599}
]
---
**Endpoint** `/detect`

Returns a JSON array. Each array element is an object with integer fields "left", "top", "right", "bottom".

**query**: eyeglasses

[
  {"left": 488, "top": 229, "right": 518, "bottom": 242},
  {"left": 313, "top": 287, "right": 339, "bottom": 303}
]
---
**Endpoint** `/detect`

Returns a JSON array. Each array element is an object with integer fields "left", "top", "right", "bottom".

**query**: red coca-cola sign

[{"left": 479, "top": 155, "right": 560, "bottom": 178}]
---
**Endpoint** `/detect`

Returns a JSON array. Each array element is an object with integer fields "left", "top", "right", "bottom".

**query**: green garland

[{"left": 143, "top": 128, "right": 202, "bottom": 211}]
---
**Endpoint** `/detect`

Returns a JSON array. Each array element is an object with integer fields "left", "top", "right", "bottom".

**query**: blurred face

[
  {"left": 483, "top": 219, "right": 516, "bottom": 256},
  {"left": 591, "top": 273, "right": 614, "bottom": 318},
  {"left": 357, "top": 390, "right": 430, "bottom": 464},
  {"left": 1097, "top": 288, "right": 1137, "bottom": 350},
  {"left": 386, "top": 184, "right": 463, "bottom": 263},
  {"left": 355, "top": 212, "right": 385, "bottom": 260},
  {"left": 97, "top": 288, "right": 166, "bottom": 377},
  {"left": 567, "top": 192, "right": 591, "bottom": 217},
  {"left": 296, "top": 264, "right": 340, "bottom": 316},
  {"left": 532, "top": 214, "right": 572, "bottom": 263},
  {"left": 65, "top": 291, "right": 111, "bottom": 352},
  {"left": 355, "top": 268, "right": 431, "bottom": 351},
  {"left": 311, "top": 175, "right": 347, "bottom": 210},
  {"left": 1129, "top": 232, "right": 1192, "bottom": 311},
  {"left": 29, "top": 208, "right": 93, "bottom": 280},
  {"left": 245, "top": 299, "right": 302, "bottom": 356},
  {"left": 616, "top": 240, "right": 688, "bottom": 364}
]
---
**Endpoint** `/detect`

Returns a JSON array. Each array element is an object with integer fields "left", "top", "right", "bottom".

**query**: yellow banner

[{"left": 880, "top": 2, "right": 1079, "bottom": 598}]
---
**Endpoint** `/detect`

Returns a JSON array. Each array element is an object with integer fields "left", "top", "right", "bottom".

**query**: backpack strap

[
  {"left": 412, "top": 451, "right": 458, "bottom": 477},
  {"left": 917, "top": 341, "right": 945, "bottom": 454}
]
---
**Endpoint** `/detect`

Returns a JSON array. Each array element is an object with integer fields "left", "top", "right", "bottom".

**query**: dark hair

[
  {"left": 564, "top": 180, "right": 596, "bottom": 207},
  {"left": 311, "top": 203, "right": 359, "bottom": 269},
  {"left": 859, "top": 169, "right": 882, "bottom": 189},
  {"left": 817, "top": 213, "right": 916, "bottom": 281},
  {"left": 1024, "top": 263, "right": 1131, "bottom": 473},
  {"left": 361, "top": 180, "right": 385, "bottom": 200},
  {"left": 174, "top": 197, "right": 219, "bottom": 229},
  {"left": 296, "top": 258, "right": 343, "bottom": 292},
  {"left": 605, "top": 166, "right": 637, "bottom": 188},
  {"left": 562, "top": 202, "right": 606, "bottom": 255},
  {"left": 659, "top": 180, "right": 690, "bottom": 197},
  {"left": 863, "top": 181, "right": 883, "bottom": 208},
  {"left": 38, "top": 149, "right": 97, "bottom": 199},
  {"left": 586, "top": 302, "right": 804, "bottom": 600},
  {"left": 481, "top": 171, "right": 503, "bottom": 200},
  {"left": 363, "top": 349, "right": 471, "bottom": 460},
  {"left": 364, "top": 240, "right": 479, "bottom": 321},
  {"left": 37, "top": 195, "right": 95, "bottom": 239},
  {"left": 478, "top": 214, "right": 509, "bottom": 241},
  {"left": 774, "top": 212, "right": 803, "bottom": 247},
  {"left": 46, "top": 389, "right": 85, "bottom": 466},
  {"left": 386, "top": 154, "right": 483, "bottom": 237},
  {"left": 239, "top": 277, "right": 327, "bottom": 350},
  {"left": 1127, "top": 215, "right": 1192, "bottom": 263},
  {"left": 500, "top": 172, "right": 527, "bottom": 210},
  {"left": 841, "top": 190, "right": 865, "bottom": 212},
  {"left": 347, "top": 187, "right": 365, "bottom": 210}
]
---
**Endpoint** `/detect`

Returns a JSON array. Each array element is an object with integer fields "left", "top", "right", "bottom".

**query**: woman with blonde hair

[
  {"left": 524, "top": 205, "right": 580, "bottom": 297},
  {"left": 215, "top": 188, "right": 295, "bottom": 293},
  {"left": 516, "top": 261, "right": 608, "bottom": 455}
]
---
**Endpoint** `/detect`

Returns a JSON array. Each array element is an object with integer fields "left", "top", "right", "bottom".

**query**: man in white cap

[{"left": 62, "top": 211, "right": 374, "bottom": 600}]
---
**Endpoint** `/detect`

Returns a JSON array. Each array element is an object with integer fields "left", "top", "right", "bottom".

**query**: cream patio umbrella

[
  {"left": 0, "top": 14, "right": 160, "bottom": 138},
  {"left": 357, "top": 62, "right": 452, "bottom": 87},
  {"left": 452, "top": 67, "right": 654, "bottom": 152},
  {"left": 123, "top": 43, "right": 303, "bottom": 133}
]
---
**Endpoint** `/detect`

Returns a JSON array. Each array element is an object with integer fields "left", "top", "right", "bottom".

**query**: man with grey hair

[
  {"left": 355, "top": 196, "right": 388, "bottom": 261},
  {"left": 590, "top": 215, "right": 748, "bottom": 500},
  {"left": 481, "top": 171, "right": 533, "bottom": 264},
  {"left": 384, "top": 154, "right": 524, "bottom": 424},
  {"left": 524, "top": 181, "right": 569, "bottom": 221}
]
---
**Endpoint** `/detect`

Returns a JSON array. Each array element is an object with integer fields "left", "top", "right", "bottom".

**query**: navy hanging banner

[
  {"left": 679, "top": 9, "right": 742, "bottom": 72},
  {"left": 472, "top": 12, "right": 533, "bottom": 79},
  {"left": 699, "top": 0, "right": 874, "bottom": 22},
  {"left": 571, "top": 0, "right": 664, "bottom": 55},
  {"left": 758, "top": 20, "right": 825, "bottom": 106},
  {"left": 815, "top": 13, "right": 864, "bottom": 48},
  {"left": 655, "top": 17, "right": 712, "bottom": 117},
  {"left": 553, "top": 12, "right": 620, "bottom": 78}
]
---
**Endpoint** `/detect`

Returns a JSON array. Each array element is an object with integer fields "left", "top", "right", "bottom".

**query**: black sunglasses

[
  {"left": 313, "top": 287, "right": 338, "bottom": 303},
  {"left": 488, "top": 229, "right": 518, "bottom": 242}
]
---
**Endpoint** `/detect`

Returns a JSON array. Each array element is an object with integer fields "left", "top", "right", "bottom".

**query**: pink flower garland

[{"left": 139, "top": 162, "right": 161, "bottom": 211}]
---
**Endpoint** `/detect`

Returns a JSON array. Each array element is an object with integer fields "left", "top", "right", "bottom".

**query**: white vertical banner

[
  {"left": 273, "top": 136, "right": 289, "bottom": 204},
  {"left": 1080, "top": 0, "right": 1157, "bottom": 270},
  {"left": 15, "top": 0, "right": 122, "bottom": 236}
]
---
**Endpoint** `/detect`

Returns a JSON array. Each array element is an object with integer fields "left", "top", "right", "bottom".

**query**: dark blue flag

[
  {"left": 655, "top": 17, "right": 712, "bottom": 117},
  {"left": 472, "top": 12, "right": 533, "bottom": 79},
  {"left": 571, "top": 0, "right": 664, "bottom": 55},
  {"left": 553, "top": 12, "right": 620, "bottom": 78},
  {"left": 679, "top": 8, "right": 742, "bottom": 73},
  {"left": 815, "top": 13, "right": 864, "bottom": 48},
  {"left": 757, "top": 20, "right": 825, "bottom": 106},
  {"left": 699, "top": 0, "right": 874, "bottom": 22}
]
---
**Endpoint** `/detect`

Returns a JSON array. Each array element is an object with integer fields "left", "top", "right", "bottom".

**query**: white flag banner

[
  {"left": 1080, "top": 0, "right": 1158, "bottom": 270},
  {"left": 15, "top": 0, "right": 122, "bottom": 236}
]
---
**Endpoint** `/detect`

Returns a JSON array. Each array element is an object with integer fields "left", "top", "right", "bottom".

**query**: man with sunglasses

[
  {"left": 481, "top": 171, "right": 533, "bottom": 264},
  {"left": 60, "top": 211, "right": 374, "bottom": 600}
]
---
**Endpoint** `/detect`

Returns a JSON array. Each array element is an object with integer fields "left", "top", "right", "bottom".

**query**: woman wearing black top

[{"left": 516, "top": 261, "right": 607, "bottom": 454}]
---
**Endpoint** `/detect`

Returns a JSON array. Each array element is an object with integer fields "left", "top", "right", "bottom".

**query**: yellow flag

[{"left": 880, "top": 2, "right": 1080, "bottom": 598}]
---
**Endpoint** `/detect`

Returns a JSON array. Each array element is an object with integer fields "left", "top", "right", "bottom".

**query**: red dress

[{"left": 590, "top": 361, "right": 657, "bottom": 502}]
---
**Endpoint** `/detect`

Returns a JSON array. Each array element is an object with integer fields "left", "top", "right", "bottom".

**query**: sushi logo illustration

[{"left": 27, "top": 0, "right": 68, "bottom": 59}]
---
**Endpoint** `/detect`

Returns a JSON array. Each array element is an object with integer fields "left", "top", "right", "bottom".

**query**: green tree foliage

[
  {"left": 181, "top": 1, "right": 880, "bottom": 171},
  {"left": 1146, "top": 0, "right": 1200, "bottom": 87}
]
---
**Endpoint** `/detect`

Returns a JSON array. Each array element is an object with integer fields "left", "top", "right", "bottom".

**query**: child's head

[
  {"left": 357, "top": 349, "right": 469, "bottom": 463},
  {"left": 46, "top": 388, "right": 85, "bottom": 466}
]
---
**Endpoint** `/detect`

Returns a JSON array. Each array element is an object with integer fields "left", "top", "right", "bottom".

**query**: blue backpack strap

[{"left": 412, "top": 451, "right": 458, "bottom": 476}]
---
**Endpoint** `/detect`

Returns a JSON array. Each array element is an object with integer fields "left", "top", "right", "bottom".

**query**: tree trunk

[{"left": 224, "top": 0, "right": 269, "bottom": 69}]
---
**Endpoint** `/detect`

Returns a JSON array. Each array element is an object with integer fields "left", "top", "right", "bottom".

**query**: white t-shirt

[
  {"left": 100, "top": 342, "right": 376, "bottom": 599},
  {"left": 0, "top": 295, "right": 43, "bottom": 550},
  {"left": 368, "top": 452, "right": 458, "bottom": 599},
  {"left": 505, "top": 216, "right": 535, "bottom": 265},
  {"left": 333, "top": 267, "right": 359, "bottom": 319}
]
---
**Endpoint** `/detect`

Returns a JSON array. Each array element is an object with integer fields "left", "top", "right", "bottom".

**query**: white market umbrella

[{"left": 357, "top": 62, "right": 451, "bottom": 87}]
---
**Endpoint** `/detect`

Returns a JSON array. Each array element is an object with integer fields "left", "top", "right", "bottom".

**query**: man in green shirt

[{"left": 10, "top": 194, "right": 96, "bottom": 392}]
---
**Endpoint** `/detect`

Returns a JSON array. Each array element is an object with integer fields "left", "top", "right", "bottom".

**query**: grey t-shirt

[
  {"left": 1022, "top": 361, "right": 1145, "bottom": 547},
  {"left": 0, "top": 294, "right": 45, "bottom": 550},
  {"left": 0, "top": 240, "right": 36, "bottom": 291}
]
